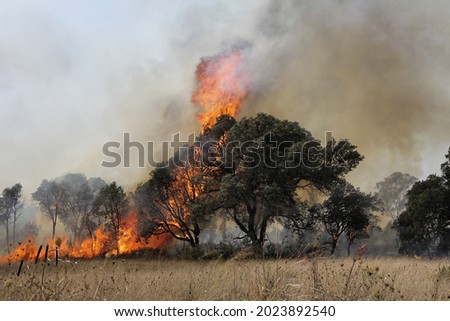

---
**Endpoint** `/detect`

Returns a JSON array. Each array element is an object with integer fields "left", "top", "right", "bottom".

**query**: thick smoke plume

[
  {"left": 245, "top": 0, "right": 450, "bottom": 190},
  {"left": 1, "top": 0, "right": 450, "bottom": 197}
]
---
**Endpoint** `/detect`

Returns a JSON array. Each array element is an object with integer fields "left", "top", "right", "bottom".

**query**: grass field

[{"left": 1, "top": 257, "right": 449, "bottom": 300}]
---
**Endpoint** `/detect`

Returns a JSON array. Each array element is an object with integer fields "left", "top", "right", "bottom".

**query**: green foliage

[
  {"left": 316, "top": 183, "right": 381, "bottom": 255},
  {"left": 394, "top": 174, "right": 450, "bottom": 256},
  {"left": 216, "top": 113, "right": 363, "bottom": 249},
  {"left": 393, "top": 148, "right": 450, "bottom": 257},
  {"left": 137, "top": 113, "right": 364, "bottom": 252},
  {"left": 441, "top": 147, "right": 450, "bottom": 186},
  {"left": 0, "top": 183, "right": 23, "bottom": 225}
]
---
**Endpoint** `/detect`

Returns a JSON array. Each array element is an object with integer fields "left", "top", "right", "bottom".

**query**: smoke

[
  {"left": 245, "top": 0, "right": 450, "bottom": 190},
  {"left": 1, "top": 0, "right": 449, "bottom": 202}
]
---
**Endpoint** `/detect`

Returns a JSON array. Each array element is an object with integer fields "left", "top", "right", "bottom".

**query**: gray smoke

[
  {"left": 1, "top": 0, "right": 449, "bottom": 200},
  {"left": 245, "top": 0, "right": 450, "bottom": 190}
]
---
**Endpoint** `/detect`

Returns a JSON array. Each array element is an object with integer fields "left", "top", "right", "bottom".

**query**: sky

[{"left": 1, "top": 0, "right": 450, "bottom": 204}]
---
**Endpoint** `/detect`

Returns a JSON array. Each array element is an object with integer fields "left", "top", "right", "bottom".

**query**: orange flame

[
  {"left": 0, "top": 211, "right": 172, "bottom": 263},
  {"left": 0, "top": 240, "right": 38, "bottom": 264},
  {"left": 192, "top": 49, "right": 251, "bottom": 128}
]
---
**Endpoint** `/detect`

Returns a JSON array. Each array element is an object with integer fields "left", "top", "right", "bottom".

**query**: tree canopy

[
  {"left": 394, "top": 148, "right": 450, "bottom": 257},
  {"left": 375, "top": 172, "right": 418, "bottom": 220},
  {"left": 137, "top": 113, "right": 364, "bottom": 251},
  {"left": 315, "top": 183, "right": 381, "bottom": 255},
  {"left": 216, "top": 113, "right": 363, "bottom": 250}
]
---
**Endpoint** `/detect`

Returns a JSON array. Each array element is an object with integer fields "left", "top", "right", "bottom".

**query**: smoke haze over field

[{"left": 1, "top": 0, "right": 450, "bottom": 201}]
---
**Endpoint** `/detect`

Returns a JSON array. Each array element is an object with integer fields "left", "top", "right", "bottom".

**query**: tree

[
  {"left": 94, "top": 182, "right": 128, "bottom": 255},
  {"left": 0, "top": 183, "right": 24, "bottom": 251},
  {"left": 32, "top": 180, "right": 67, "bottom": 239},
  {"left": 0, "top": 197, "right": 9, "bottom": 252},
  {"left": 394, "top": 148, "right": 450, "bottom": 257},
  {"left": 316, "top": 184, "right": 381, "bottom": 255},
  {"left": 216, "top": 113, "right": 363, "bottom": 251},
  {"left": 136, "top": 166, "right": 202, "bottom": 247},
  {"left": 394, "top": 174, "right": 450, "bottom": 257},
  {"left": 135, "top": 116, "right": 233, "bottom": 247},
  {"left": 375, "top": 172, "right": 418, "bottom": 220},
  {"left": 57, "top": 174, "right": 106, "bottom": 244},
  {"left": 441, "top": 147, "right": 450, "bottom": 186}
]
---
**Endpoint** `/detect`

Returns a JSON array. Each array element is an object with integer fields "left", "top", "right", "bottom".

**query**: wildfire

[
  {"left": 0, "top": 240, "right": 38, "bottom": 264},
  {"left": 0, "top": 211, "right": 172, "bottom": 263},
  {"left": 0, "top": 48, "right": 251, "bottom": 263},
  {"left": 192, "top": 48, "right": 251, "bottom": 128}
]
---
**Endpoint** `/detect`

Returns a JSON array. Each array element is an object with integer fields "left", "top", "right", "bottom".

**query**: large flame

[
  {"left": 0, "top": 240, "right": 38, "bottom": 264},
  {"left": 192, "top": 49, "right": 251, "bottom": 128}
]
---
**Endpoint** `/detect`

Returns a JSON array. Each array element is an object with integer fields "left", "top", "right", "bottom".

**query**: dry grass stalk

[{"left": 0, "top": 257, "right": 448, "bottom": 301}]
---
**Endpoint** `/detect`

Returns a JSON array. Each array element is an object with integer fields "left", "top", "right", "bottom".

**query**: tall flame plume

[{"left": 192, "top": 48, "right": 251, "bottom": 128}]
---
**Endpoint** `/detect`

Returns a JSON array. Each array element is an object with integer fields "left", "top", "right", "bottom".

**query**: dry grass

[{"left": 0, "top": 257, "right": 449, "bottom": 300}]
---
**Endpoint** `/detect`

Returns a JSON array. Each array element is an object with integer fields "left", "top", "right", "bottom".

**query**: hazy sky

[{"left": 1, "top": 0, "right": 449, "bottom": 202}]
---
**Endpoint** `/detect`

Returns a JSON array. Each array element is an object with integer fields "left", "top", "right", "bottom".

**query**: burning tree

[
  {"left": 136, "top": 165, "right": 204, "bottom": 247},
  {"left": 137, "top": 48, "right": 365, "bottom": 253},
  {"left": 93, "top": 182, "right": 129, "bottom": 255},
  {"left": 135, "top": 116, "right": 234, "bottom": 247},
  {"left": 135, "top": 48, "right": 250, "bottom": 248}
]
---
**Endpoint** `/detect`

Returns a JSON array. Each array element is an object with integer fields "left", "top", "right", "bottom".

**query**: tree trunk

[
  {"left": 252, "top": 215, "right": 270, "bottom": 256},
  {"left": 113, "top": 213, "right": 120, "bottom": 255},
  {"left": 245, "top": 203, "right": 260, "bottom": 248},
  {"left": 52, "top": 206, "right": 58, "bottom": 240},
  {"left": 113, "top": 227, "right": 120, "bottom": 255},
  {"left": 52, "top": 221, "right": 56, "bottom": 240},
  {"left": 258, "top": 216, "right": 269, "bottom": 246},
  {"left": 12, "top": 217, "right": 16, "bottom": 249},
  {"left": 330, "top": 239, "right": 338, "bottom": 256},
  {"left": 189, "top": 239, "right": 197, "bottom": 247},
  {"left": 347, "top": 240, "right": 352, "bottom": 257},
  {"left": 5, "top": 223, "right": 10, "bottom": 253},
  {"left": 252, "top": 242, "right": 263, "bottom": 256}
]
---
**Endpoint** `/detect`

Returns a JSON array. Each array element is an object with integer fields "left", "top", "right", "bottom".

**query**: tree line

[{"left": 1, "top": 113, "right": 448, "bottom": 257}]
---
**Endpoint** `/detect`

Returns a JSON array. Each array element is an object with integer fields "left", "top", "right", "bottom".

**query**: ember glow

[{"left": 192, "top": 49, "right": 251, "bottom": 128}]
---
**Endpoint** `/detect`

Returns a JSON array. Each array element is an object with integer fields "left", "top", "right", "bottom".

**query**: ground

[{"left": 1, "top": 257, "right": 449, "bottom": 300}]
